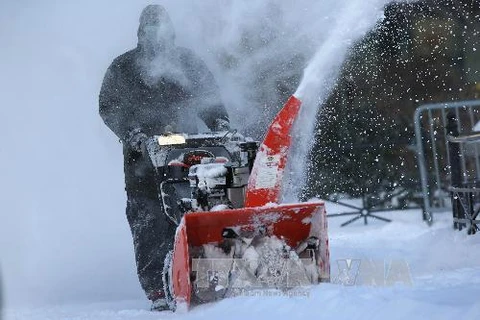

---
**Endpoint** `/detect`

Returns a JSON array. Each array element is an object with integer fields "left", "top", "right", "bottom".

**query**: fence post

[{"left": 446, "top": 112, "right": 464, "bottom": 229}]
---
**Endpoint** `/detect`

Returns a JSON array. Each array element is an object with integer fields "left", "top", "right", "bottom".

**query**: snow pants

[{"left": 123, "top": 147, "right": 176, "bottom": 299}]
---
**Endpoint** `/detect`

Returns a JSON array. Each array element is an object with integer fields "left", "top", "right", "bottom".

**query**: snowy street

[{"left": 6, "top": 206, "right": 480, "bottom": 320}]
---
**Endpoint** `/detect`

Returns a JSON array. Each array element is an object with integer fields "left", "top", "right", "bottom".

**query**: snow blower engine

[
  {"left": 184, "top": 138, "right": 258, "bottom": 213},
  {"left": 146, "top": 131, "right": 260, "bottom": 225}
]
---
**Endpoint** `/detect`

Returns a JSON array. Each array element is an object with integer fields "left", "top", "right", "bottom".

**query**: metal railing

[
  {"left": 447, "top": 116, "right": 480, "bottom": 234},
  {"left": 414, "top": 100, "right": 480, "bottom": 223}
]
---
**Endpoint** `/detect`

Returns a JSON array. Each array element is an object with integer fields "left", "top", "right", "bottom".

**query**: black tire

[{"left": 162, "top": 250, "right": 176, "bottom": 311}]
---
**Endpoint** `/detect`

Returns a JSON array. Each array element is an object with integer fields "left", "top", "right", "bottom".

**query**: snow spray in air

[{"left": 282, "top": 0, "right": 389, "bottom": 202}]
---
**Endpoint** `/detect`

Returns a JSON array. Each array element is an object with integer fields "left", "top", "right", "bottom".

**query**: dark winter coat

[
  {"left": 99, "top": 46, "right": 229, "bottom": 140},
  {"left": 99, "top": 46, "right": 229, "bottom": 198}
]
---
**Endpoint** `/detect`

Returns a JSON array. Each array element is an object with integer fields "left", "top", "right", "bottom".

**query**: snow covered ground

[{"left": 5, "top": 205, "right": 480, "bottom": 320}]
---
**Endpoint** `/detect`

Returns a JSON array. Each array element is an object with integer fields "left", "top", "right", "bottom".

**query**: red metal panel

[{"left": 184, "top": 202, "right": 324, "bottom": 248}]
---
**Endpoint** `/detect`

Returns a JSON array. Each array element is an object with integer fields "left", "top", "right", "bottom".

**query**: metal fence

[
  {"left": 447, "top": 125, "right": 480, "bottom": 234},
  {"left": 414, "top": 100, "right": 480, "bottom": 223}
]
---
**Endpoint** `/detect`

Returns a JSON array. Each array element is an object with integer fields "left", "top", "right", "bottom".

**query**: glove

[
  {"left": 212, "top": 118, "right": 230, "bottom": 132},
  {"left": 125, "top": 128, "right": 148, "bottom": 153}
]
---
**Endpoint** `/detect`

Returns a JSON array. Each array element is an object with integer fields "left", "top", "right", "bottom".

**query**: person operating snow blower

[{"left": 98, "top": 4, "right": 229, "bottom": 311}]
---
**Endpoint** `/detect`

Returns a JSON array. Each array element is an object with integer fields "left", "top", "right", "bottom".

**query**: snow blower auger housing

[{"left": 146, "top": 96, "right": 330, "bottom": 311}]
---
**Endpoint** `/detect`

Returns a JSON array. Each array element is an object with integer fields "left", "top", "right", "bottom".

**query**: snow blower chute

[{"left": 146, "top": 95, "right": 330, "bottom": 310}]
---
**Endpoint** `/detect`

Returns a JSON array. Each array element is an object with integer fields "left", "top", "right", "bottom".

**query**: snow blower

[{"left": 146, "top": 95, "right": 330, "bottom": 310}]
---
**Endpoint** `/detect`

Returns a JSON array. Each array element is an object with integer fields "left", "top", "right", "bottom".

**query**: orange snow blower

[{"left": 147, "top": 96, "right": 330, "bottom": 310}]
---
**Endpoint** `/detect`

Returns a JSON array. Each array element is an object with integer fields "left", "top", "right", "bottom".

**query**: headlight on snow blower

[{"left": 157, "top": 134, "right": 186, "bottom": 146}]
